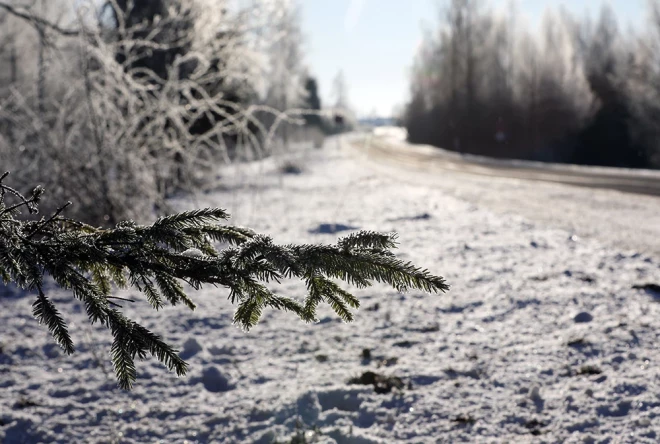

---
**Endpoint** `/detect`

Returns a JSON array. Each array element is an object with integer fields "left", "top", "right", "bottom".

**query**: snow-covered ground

[{"left": 2, "top": 138, "right": 660, "bottom": 443}]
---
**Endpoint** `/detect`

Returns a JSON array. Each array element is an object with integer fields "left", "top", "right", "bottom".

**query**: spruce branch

[
  {"left": 0, "top": 176, "right": 449, "bottom": 389},
  {"left": 33, "top": 287, "right": 75, "bottom": 355},
  {"left": 338, "top": 231, "right": 398, "bottom": 251},
  {"left": 26, "top": 202, "right": 72, "bottom": 239}
]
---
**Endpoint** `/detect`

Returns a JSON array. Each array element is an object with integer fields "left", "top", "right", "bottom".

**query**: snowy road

[
  {"left": 351, "top": 135, "right": 660, "bottom": 258},
  {"left": 1, "top": 139, "right": 660, "bottom": 443},
  {"left": 356, "top": 133, "right": 660, "bottom": 197}
]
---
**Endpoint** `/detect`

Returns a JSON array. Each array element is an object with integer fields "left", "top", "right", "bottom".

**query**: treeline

[
  {"left": 0, "top": 0, "right": 344, "bottom": 226},
  {"left": 404, "top": 0, "right": 660, "bottom": 169}
]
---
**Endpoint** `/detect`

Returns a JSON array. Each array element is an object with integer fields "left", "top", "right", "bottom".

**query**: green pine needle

[
  {"left": 153, "top": 208, "right": 230, "bottom": 229},
  {"left": 33, "top": 289, "right": 75, "bottom": 355},
  {"left": 0, "top": 174, "right": 449, "bottom": 389}
]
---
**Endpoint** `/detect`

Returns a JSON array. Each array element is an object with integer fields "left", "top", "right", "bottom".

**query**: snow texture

[{"left": 1, "top": 137, "right": 660, "bottom": 443}]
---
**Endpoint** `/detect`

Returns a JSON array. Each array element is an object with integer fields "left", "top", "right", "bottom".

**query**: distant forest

[{"left": 404, "top": 0, "right": 660, "bottom": 169}]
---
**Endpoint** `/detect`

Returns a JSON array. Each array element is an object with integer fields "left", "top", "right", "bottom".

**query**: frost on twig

[{"left": 0, "top": 173, "right": 448, "bottom": 390}]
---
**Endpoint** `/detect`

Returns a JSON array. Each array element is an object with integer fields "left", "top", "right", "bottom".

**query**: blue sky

[{"left": 301, "top": 0, "right": 646, "bottom": 118}]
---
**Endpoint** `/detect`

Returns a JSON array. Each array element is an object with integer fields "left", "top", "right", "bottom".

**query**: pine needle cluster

[{"left": 0, "top": 172, "right": 449, "bottom": 389}]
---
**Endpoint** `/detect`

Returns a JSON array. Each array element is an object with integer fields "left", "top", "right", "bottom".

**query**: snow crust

[{"left": 1, "top": 139, "right": 660, "bottom": 443}]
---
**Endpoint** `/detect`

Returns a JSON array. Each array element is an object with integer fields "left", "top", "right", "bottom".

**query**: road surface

[{"left": 348, "top": 133, "right": 660, "bottom": 259}]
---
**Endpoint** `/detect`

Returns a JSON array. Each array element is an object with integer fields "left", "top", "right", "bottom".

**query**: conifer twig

[
  {"left": 26, "top": 202, "right": 72, "bottom": 239},
  {"left": 0, "top": 176, "right": 449, "bottom": 390}
]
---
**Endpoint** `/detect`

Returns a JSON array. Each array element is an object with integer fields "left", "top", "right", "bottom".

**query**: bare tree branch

[{"left": 0, "top": 1, "right": 80, "bottom": 36}]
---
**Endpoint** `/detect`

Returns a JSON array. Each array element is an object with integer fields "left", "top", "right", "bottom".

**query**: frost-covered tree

[
  {"left": 329, "top": 69, "right": 357, "bottom": 132},
  {"left": 570, "top": 5, "right": 647, "bottom": 167},
  {"left": 404, "top": 0, "right": 660, "bottom": 168},
  {"left": 0, "top": 173, "right": 448, "bottom": 389},
  {"left": 263, "top": 0, "right": 306, "bottom": 112},
  {"left": 0, "top": 0, "right": 290, "bottom": 226},
  {"left": 404, "top": 1, "right": 592, "bottom": 162},
  {"left": 621, "top": 0, "right": 660, "bottom": 168},
  {"left": 331, "top": 69, "right": 349, "bottom": 111},
  {"left": 259, "top": 0, "right": 308, "bottom": 149}
]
